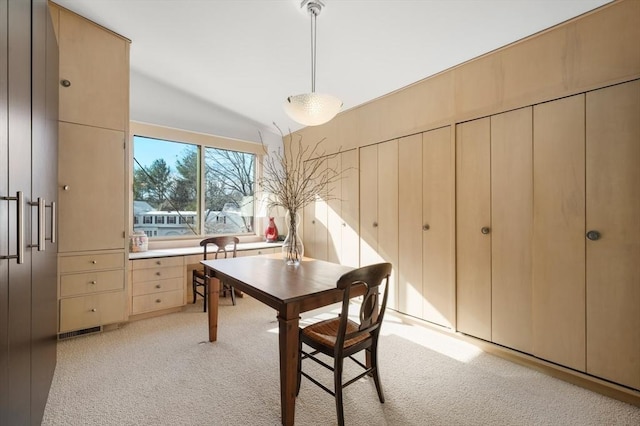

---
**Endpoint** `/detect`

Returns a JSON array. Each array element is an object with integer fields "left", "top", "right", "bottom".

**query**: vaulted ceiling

[{"left": 53, "top": 0, "right": 612, "bottom": 143}]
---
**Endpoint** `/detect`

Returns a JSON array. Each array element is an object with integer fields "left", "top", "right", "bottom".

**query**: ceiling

[{"left": 53, "top": 0, "right": 612, "bottom": 143}]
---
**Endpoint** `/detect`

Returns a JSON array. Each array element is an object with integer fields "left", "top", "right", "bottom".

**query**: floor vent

[{"left": 58, "top": 326, "right": 102, "bottom": 340}]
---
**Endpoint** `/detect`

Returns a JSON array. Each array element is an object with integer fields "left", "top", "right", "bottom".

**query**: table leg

[
  {"left": 208, "top": 276, "right": 220, "bottom": 342},
  {"left": 278, "top": 310, "right": 299, "bottom": 426}
]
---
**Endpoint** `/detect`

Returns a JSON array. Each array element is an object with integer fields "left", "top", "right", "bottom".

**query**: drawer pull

[
  {"left": 155, "top": 284, "right": 161, "bottom": 289},
  {"left": 90, "top": 280, "right": 97, "bottom": 285},
  {"left": 91, "top": 308, "right": 97, "bottom": 312},
  {"left": 155, "top": 299, "right": 161, "bottom": 303},
  {"left": 156, "top": 260, "right": 161, "bottom": 265},
  {"left": 91, "top": 260, "right": 97, "bottom": 264},
  {"left": 156, "top": 272, "right": 161, "bottom": 276}
]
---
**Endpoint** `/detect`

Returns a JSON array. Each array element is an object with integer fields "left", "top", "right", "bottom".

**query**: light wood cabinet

[
  {"left": 532, "top": 94, "right": 586, "bottom": 371},
  {"left": 303, "top": 159, "right": 328, "bottom": 261},
  {"left": 585, "top": 80, "right": 640, "bottom": 390},
  {"left": 51, "top": 3, "right": 130, "bottom": 335},
  {"left": 56, "top": 6, "right": 128, "bottom": 131},
  {"left": 456, "top": 118, "right": 492, "bottom": 341},
  {"left": 58, "top": 122, "right": 126, "bottom": 253},
  {"left": 490, "top": 107, "right": 533, "bottom": 353},
  {"left": 131, "top": 256, "right": 184, "bottom": 315},
  {"left": 360, "top": 141, "right": 399, "bottom": 310},
  {"left": 58, "top": 252, "right": 126, "bottom": 333}
]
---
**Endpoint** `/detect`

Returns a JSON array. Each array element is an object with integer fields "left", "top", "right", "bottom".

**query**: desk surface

[{"left": 129, "top": 241, "right": 282, "bottom": 260}]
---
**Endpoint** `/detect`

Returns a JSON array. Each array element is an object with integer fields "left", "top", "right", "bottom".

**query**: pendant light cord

[{"left": 310, "top": 9, "right": 317, "bottom": 93}]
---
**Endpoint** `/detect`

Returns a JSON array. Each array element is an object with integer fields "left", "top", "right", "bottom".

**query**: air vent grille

[{"left": 58, "top": 326, "right": 102, "bottom": 340}]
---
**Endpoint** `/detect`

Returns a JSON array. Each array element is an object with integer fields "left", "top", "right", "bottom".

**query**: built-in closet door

[
  {"left": 303, "top": 158, "right": 328, "bottom": 261},
  {"left": 532, "top": 94, "right": 586, "bottom": 371},
  {"left": 491, "top": 107, "right": 533, "bottom": 353},
  {"left": 360, "top": 141, "right": 399, "bottom": 309},
  {"left": 456, "top": 118, "right": 492, "bottom": 340},
  {"left": 585, "top": 80, "right": 640, "bottom": 390},
  {"left": 339, "top": 149, "right": 359, "bottom": 267}
]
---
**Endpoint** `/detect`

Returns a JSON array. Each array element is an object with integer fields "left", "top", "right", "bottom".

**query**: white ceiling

[{"left": 53, "top": 0, "right": 612, "bottom": 143}]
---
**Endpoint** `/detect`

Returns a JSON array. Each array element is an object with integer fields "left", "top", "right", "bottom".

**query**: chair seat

[
  {"left": 302, "top": 318, "right": 370, "bottom": 349},
  {"left": 193, "top": 268, "right": 205, "bottom": 279}
]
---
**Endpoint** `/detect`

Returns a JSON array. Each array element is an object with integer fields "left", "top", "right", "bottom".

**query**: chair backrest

[
  {"left": 335, "top": 262, "right": 392, "bottom": 351},
  {"left": 200, "top": 236, "right": 239, "bottom": 261}
]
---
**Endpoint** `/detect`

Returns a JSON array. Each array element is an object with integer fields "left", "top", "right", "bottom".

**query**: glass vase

[{"left": 282, "top": 210, "right": 304, "bottom": 265}]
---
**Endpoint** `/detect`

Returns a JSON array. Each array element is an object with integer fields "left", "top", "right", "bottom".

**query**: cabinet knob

[
  {"left": 91, "top": 308, "right": 97, "bottom": 312},
  {"left": 60, "top": 79, "right": 71, "bottom": 87},
  {"left": 342, "top": 222, "right": 346, "bottom": 227},
  {"left": 481, "top": 227, "right": 491, "bottom": 235},
  {"left": 312, "top": 220, "right": 316, "bottom": 224},
  {"left": 155, "top": 284, "right": 161, "bottom": 289},
  {"left": 63, "top": 185, "right": 70, "bottom": 191},
  {"left": 90, "top": 280, "right": 97, "bottom": 285},
  {"left": 373, "top": 222, "right": 378, "bottom": 228},
  {"left": 156, "top": 260, "right": 161, "bottom": 265},
  {"left": 156, "top": 271, "right": 161, "bottom": 276},
  {"left": 586, "top": 230, "right": 601, "bottom": 241},
  {"left": 91, "top": 260, "right": 97, "bottom": 264},
  {"left": 155, "top": 299, "right": 161, "bottom": 303},
  {"left": 422, "top": 224, "right": 430, "bottom": 231}
]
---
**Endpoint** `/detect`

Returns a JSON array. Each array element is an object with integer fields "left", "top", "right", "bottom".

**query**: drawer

[
  {"left": 60, "top": 269, "right": 124, "bottom": 297},
  {"left": 59, "top": 252, "right": 125, "bottom": 273},
  {"left": 59, "top": 291, "right": 126, "bottom": 332},
  {"left": 132, "top": 265, "right": 183, "bottom": 283},
  {"left": 132, "top": 277, "right": 182, "bottom": 297},
  {"left": 237, "top": 247, "right": 277, "bottom": 257},
  {"left": 132, "top": 289, "right": 183, "bottom": 314},
  {"left": 133, "top": 256, "right": 183, "bottom": 270}
]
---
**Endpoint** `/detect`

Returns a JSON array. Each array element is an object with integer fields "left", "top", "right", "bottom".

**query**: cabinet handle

[
  {"left": 156, "top": 260, "right": 161, "bottom": 265},
  {"left": 155, "top": 299, "right": 161, "bottom": 303},
  {"left": 373, "top": 222, "right": 378, "bottom": 228},
  {"left": 312, "top": 220, "right": 316, "bottom": 224},
  {"left": 156, "top": 272, "right": 161, "bottom": 276},
  {"left": 90, "top": 280, "right": 97, "bottom": 285},
  {"left": 63, "top": 185, "right": 70, "bottom": 191},
  {"left": 155, "top": 284, "right": 161, "bottom": 289},
  {"left": 342, "top": 222, "right": 346, "bottom": 227},
  {"left": 0, "top": 191, "right": 24, "bottom": 264},
  {"left": 586, "top": 230, "right": 601, "bottom": 241},
  {"left": 91, "top": 260, "right": 97, "bottom": 264},
  {"left": 481, "top": 227, "right": 490, "bottom": 235},
  {"left": 422, "top": 224, "right": 430, "bottom": 231},
  {"left": 47, "top": 201, "right": 56, "bottom": 244},
  {"left": 90, "top": 308, "right": 97, "bottom": 312},
  {"left": 28, "top": 197, "right": 46, "bottom": 251},
  {"left": 60, "top": 79, "right": 71, "bottom": 87}
]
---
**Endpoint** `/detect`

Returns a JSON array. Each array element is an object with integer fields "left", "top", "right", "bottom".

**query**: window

[{"left": 132, "top": 134, "right": 257, "bottom": 239}]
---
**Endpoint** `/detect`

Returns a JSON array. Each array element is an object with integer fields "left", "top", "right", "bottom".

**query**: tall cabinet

[
  {"left": 1, "top": 0, "right": 58, "bottom": 423},
  {"left": 49, "top": 3, "right": 130, "bottom": 335}
]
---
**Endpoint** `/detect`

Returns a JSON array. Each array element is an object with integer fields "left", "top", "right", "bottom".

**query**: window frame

[{"left": 130, "top": 121, "right": 264, "bottom": 243}]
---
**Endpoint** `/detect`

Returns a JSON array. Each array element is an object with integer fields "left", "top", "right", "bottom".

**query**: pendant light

[{"left": 284, "top": 0, "right": 342, "bottom": 127}]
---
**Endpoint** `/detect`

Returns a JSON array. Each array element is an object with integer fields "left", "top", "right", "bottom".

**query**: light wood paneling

[
  {"left": 532, "top": 94, "right": 585, "bottom": 371},
  {"left": 340, "top": 150, "right": 360, "bottom": 267},
  {"left": 58, "top": 122, "right": 126, "bottom": 252},
  {"left": 585, "top": 80, "right": 640, "bottom": 390},
  {"left": 398, "top": 133, "right": 423, "bottom": 318},
  {"left": 327, "top": 154, "right": 342, "bottom": 264},
  {"left": 491, "top": 107, "right": 533, "bottom": 353},
  {"left": 422, "top": 126, "right": 454, "bottom": 328},
  {"left": 359, "top": 144, "right": 379, "bottom": 268},
  {"left": 377, "top": 140, "right": 399, "bottom": 311},
  {"left": 456, "top": 117, "right": 492, "bottom": 341}
]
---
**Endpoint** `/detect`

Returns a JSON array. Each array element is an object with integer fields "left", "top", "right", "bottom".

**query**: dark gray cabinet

[{"left": 1, "top": 0, "right": 58, "bottom": 424}]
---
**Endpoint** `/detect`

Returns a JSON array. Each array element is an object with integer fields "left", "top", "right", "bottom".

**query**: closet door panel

[
  {"left": 423, "top": 127, "right": 454, "bottom": 328},
  {"left": 398, "top": 134, "right": 423, "bottom": 318},
  {"left": 327, "top": 154, "right": 341, "bottom": 264},
  {"left": 586, "top": 80, "right": 640, "bottom": 390},
  {"left": 532, "top": 94, "right": 585, "bottom": 371},
  {"left": 456, "top": 118, "right": 492, "bottom": 340},
  {"left": 491, "top": 107, "right": 533, "bottom": 353},
  {"left": 378, "top": 140, "right": 399, "bottom": 311},
  {"left": 340, "top": 150, "right": 360, "bottom": 268},
  {"left": 359, "top": 145, "right": 379, "bottom": 267}
]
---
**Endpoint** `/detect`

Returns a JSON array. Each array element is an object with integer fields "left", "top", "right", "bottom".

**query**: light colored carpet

[{"left": 43, "top": 296, "right": 640, "bottom": 426}]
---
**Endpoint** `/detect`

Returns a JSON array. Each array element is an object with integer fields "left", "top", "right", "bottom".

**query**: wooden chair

[
  {"left": 297, "top": 262, "right": 392, "bottom": 426},
  {"left": 192, "top": 236, "right": 239, "bottom": 312}
]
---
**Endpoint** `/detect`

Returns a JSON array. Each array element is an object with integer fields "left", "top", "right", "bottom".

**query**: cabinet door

[
  {"left": 377, "top": 140, "right": 399, "bottom": 311},
  {"left": 398, "top": 134, "right": 423, "bottom": 318},
  {"left": 339, "top": 150, "right": 359, "bottom": 268},
  {"left": 58, "top": 8, "right": 128, "bottom": 131},
  {"left": 533, "top": 94, "right": 585, "bottom": 371},
  {"left": 303, "top": 159, "right": 327, "bottom": 260},
  {"left": 359, "top": 144, "right": 379, "bottom": 267},
  {"left": 58, "top": 122, "right": 126, "bottom": 252},
  {"left": 456, "top": 118, "right": 492, "bottom": 340},
  {"left": 586, "top": 80, "right": 640, "bottom": 389},
  {"left": 491, "top": 107, "right": 533, "bottom": 353},
  {"left": 423, "top": 127, "right": 454, "bottom": 328},
  {"left": 327, "top": 153, "right": 341, "bottom": 264}
]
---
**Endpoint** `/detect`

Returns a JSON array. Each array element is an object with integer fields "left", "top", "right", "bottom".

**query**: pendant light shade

[
  {"left": 284, "top": 0, "right": 342, "bottom": 127},
  {"left": 284, "top": 92, "right": 342, "bottom": 126}
]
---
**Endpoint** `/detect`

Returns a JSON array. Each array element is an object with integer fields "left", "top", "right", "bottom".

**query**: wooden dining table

[{"left": 201, "top": 253, "right": 354, "bottom": 426}]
